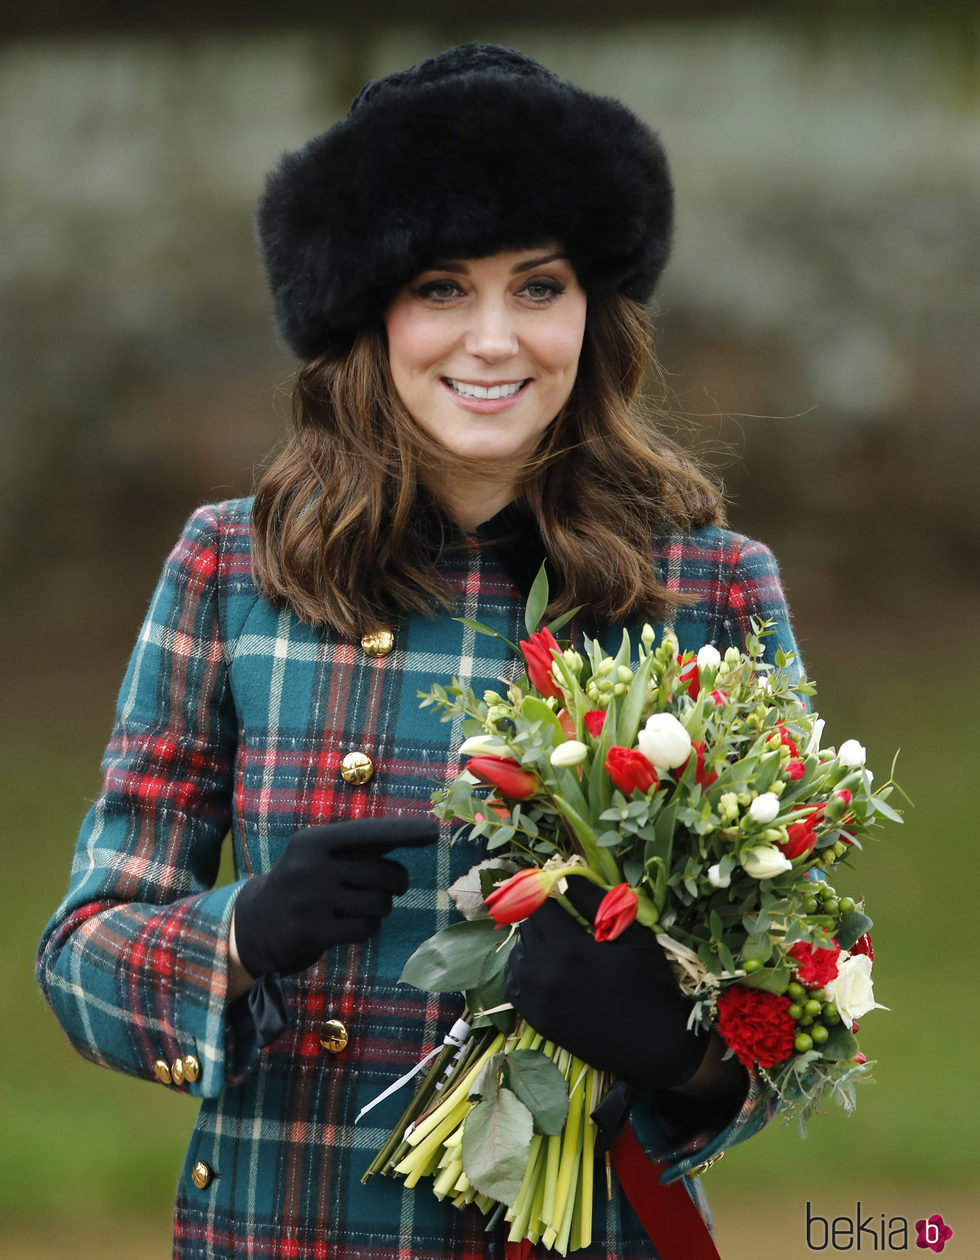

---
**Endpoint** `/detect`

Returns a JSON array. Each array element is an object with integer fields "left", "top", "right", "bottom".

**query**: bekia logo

[{"left": 805, "top": 1203, "right": 954, "bottom": 1252}]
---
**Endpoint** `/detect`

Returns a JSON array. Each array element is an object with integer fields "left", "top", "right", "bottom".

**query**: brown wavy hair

[{"left": 251, "top": 294, "right": 724, "bottom": 637}]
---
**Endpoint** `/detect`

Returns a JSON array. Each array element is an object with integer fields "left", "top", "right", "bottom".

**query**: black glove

[
  {"left": 234, "top": 817, "right": 438, "bottom": 979},
  {"left": 505, "top": 882, "right": 709, "bottom": 1091}
]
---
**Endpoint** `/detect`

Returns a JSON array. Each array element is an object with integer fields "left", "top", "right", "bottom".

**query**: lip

[{"left": 440, "top": 377, "right": 531, "bottom": 413}]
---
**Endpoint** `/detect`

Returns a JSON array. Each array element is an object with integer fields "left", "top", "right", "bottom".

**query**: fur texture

[{"left": 257, "top": 43, "right": 674, "bottom": 359}]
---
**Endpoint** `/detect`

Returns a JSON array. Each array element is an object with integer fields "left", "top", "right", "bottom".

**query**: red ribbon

[{"left": 504, "top": 1123, "right": 720, "bottom": 1260}]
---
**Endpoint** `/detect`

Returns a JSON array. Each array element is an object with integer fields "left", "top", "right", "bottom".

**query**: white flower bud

[
  {"left": 748, "top": 792, "right": 781, "bottom": 824},
  {"left": 707, "top": 863, "right": 731, "bottom": 889},
  {"left": 696, "top": 644, "right": 722, "bottom": 671},
  {"left": 458, "top": 734, "right": 509, "bottom": 756},
  {"left": 740, "top": 845, "right": 794, "bottom": 880},
  {"left": 641, "top": 623, "right": 656, "bottom": 648},
  {"left": 637, "top": 713, "right": 693, "bottom": 770},
  {"left": 549, "top": 740, "right": 589, "bottom": 768},
  {"left": 838, "top": 740, "right": 867, "bottom": 769}
]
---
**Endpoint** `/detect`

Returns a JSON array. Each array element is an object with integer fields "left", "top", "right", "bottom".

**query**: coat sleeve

[
  {"left": 717, "top": 535, "right": 803, "bottom": 682},
  {"left": 642, "top": 532, "right": 802, "bottom": 1179},
  {"left": 36, "top": 503, "right": 259, "bottom": 1099}
]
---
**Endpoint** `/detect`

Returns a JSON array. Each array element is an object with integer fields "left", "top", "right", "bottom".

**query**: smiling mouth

[{"left": 444, "top": 378, "right": 529, "bottom": 401}]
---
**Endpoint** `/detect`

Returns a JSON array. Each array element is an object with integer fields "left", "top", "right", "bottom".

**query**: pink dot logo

[{"left": 916, "top": 1214, "right": 953, "bottom": 1253}]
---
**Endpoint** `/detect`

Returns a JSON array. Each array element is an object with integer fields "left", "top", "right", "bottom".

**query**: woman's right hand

[{"left": 231, "top": 818, "right": 438, "bottom": 983}]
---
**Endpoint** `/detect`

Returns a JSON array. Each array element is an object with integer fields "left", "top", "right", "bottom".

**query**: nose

[{"left": 462, "top": 296, "right": 519, "bottom": 361}]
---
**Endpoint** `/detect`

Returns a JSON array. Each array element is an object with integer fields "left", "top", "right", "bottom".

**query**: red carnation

[
  {"left": 785, "top": 759, "right": 806, "bottom": 782},
  {"left": 851, "top": 932, "right": 875, "bottom": 963},
  {"left": 520, "top": 627, "right": 563, "bottom": 700},
  {"left": 593, "top": 883, "right": 639, "bottom": 942},
  {"left": 788, "top": 939, "right": 841, "bottom": 987},
  {"left": 716, "top": 985, "right": 797, "bottom": 1070},
  {"left": 583, "top": 709, "right": 607, "bottom": 738},
  {"left": 775, "top": 723, "right": 800, "bottom": 758},
  {"left": 468, "top": 755, "right": 537, "bottom": 800},
  {"left": 605, "top": 746, "right": 659, "bottom": 796}
]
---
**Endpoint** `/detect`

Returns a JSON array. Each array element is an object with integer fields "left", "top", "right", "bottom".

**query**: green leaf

[
  {"left": 462, "top": 1089, "right": 534, "bottom": 1206},
  {"left": 835, "top": 910, "right": 873, "bottom": 951},
  {"left": 520, "top": 695, "right": 565, "bottom": 742},
  {"left": 399, "top": 919, "right": 503, "bottom": 992},
  {"left": 741, "top": 963, "right": 792, "bottom": 993},
  {"left": 545, "top": 605, "right": 582, "bottom": 635},
  {"left": 502, "top": 1050, "right": 569, "bottom": 1135},
  {"left": 819, "top": 1026, "right": 860, "bottom": 1062},
  {"left": 870, "top": 794, "right": 904, "bottom": 824},
  {"left": 456, "top": 617, "right": 519, "bottom": 654},
  {"left": 525, "top": 563, "right": 550, "bottom": 636}
]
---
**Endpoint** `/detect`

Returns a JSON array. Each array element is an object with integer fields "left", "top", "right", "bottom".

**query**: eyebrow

[{"left": 423, "top": 252, "right": 568, "bottom": 275}]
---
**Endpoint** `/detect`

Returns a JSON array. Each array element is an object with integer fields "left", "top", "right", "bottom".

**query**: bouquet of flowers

[{"left": 363, "top": 571, "right": 901, "bottom": 1254}]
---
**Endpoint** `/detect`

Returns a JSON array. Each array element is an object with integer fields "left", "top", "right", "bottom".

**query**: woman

[{"left": 37, "top": 44, "right": 800, "bottom": 1259}]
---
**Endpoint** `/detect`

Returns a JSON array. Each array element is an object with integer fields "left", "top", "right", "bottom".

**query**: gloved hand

[
  {"left": 234, "top": 817, "right": 438, "bottom": 979},
  {"left": 505, "top": 881, "right": 709, "bottom": 1091}
]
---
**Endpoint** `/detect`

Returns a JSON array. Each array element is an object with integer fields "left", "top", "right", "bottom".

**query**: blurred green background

[{"left": 3, "top": 5, "right": 978, "bottom": 1257}]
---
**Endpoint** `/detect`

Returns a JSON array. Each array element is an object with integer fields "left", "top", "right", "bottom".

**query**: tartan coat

[{"left": 37, "top": 497, "right": 802, "bottom": 1260}]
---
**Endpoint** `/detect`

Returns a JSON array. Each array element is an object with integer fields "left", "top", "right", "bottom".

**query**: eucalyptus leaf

[
  {"left": 399, "top": 918, "right": 501, "bottom": 992},
  {"left": 741, "top": 963, "right": 791, "bottom": 993},
  {"left": 461, "top": 1090, "right": 534, "bottom": 1206},
  {"left": 502, "top": 1049, "right": 569, "bottom": 1135}
]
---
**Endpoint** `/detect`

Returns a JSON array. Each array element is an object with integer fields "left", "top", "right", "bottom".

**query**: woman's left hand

[{"left": 505, "top": 882, "right": 710, "bottom": 1092}]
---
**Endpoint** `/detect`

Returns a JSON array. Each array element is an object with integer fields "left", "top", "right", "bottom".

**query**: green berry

[
  {"left": 787, "top": 981, "right": 806, "bottom": 1001},
  {"left": 823, "top": 897, "right": 840, "bottom": 915},
  {"left": 798, "top": 1014, "right": 814, "bottom": 1027},
  {"left": 839, "top": 896, "right": 856, "bottom": 915},
  {"left": 803, "top": 896, "right": 819, "bottom": 914},
  {"left": 788, "top": 1003, "right": 804, "bottom": 1021},
  {"left": 822, "top": 1003, "right": 840, "bottom": 1025},
  {"left": 795, "top": 1033, "right": 814, "bottom": 1053},
  {"left": 810, "top": 1023, "right": 830, "bottom": 1045},
  {"left": 742, "top": 958, "right": 763, "bottom": 973},
  {"left": 804, "top": 999, "right": 822, "bottom": 1018}
]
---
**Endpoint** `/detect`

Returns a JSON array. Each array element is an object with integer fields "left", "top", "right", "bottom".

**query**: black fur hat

[{"left": 256, "top": 43, "right": 674, "bottom": 359}]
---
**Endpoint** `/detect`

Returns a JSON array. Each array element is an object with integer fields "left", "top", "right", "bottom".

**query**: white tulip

[
  {"left": 748, "top": 792, "right": 781, "bottom": 824},
  {"left": 549, "top": 740, "right": 589, "bottom": 768},
  {"left": 740, "top": 845, "right": 793, "bottom": 880},
  {"left": 637, "top": 713, "right": 693, "bottom": 770},
  {"left": 837, "top": 739, "right": 867, "bottom": 769}
]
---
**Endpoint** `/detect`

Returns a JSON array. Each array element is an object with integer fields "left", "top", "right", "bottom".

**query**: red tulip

[
  {"left": 520, "top": 627, "right": 563, "bottom": 700},
  {"left": 593, "top": 883, "right": 639, "bottom": 942},
  {"left": 605, "top": 746, "right": 659, "bottom": 795},
  {"left": 677, "top": 654, "right": 700, "bottom": 700},
  {"left": 557, "top": 708, "right": 576, "bottom": 739},
  {"left": 709, "top": 689, "right": 728, "bottom": 706},
  {"left": 583, "top": 709, "right": 607, "bottom": 737},
  {"left": 467, "top": 755, "right": 537, "bottom": 800},
  {"left": 779, "top": 816, "right": 817, "bottom": 860},
  {"left": 690, "top": 739, "right": 718, "bottom": 788},
  {"left": 484, "top": 868, "right": 553, "bottom": 924}
]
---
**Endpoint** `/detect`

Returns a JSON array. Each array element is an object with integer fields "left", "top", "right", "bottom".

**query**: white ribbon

[{"left": 354, "top": 1017, "right": 471, "bottom": 1125}]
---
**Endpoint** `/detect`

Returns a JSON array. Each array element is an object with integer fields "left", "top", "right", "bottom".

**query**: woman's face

[{"left": 383, "top": 246, "right": 587, "bottom": 471}]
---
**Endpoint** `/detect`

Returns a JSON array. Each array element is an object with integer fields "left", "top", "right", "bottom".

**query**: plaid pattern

[{"left": 38, "top": 498, "right": 801, "bottom": 1259}]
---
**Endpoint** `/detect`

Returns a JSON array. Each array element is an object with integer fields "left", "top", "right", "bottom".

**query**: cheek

[{"left": 384, "top": 304, "right": 446, "bottom": 379}]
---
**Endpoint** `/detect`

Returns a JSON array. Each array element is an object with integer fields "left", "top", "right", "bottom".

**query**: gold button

[
  {"left": 191, "top": 1161, "right": 213, "bottom": 1190},
  {"left": 182, "top": 1054, "right": 201, "bottom": 1083},
  {"left": 341, "top": 751, "right": 374, "bottom": 785},
  {"left": 319, "top": 1019, "right": 349, "bottom": 1053},
  {"left": 171, "top": 1057, "right": 185, "bottom": 1085},
  {"left": 361, "top": 628, "right": 394, "bottom": 657},
  {"left": 153, "top": 1059, "right": 172, "bottom": 1085}
]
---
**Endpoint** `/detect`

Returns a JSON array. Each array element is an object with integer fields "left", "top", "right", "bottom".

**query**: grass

[{"left": 3, "top": 644, "right": 978, "bottom": 1242}]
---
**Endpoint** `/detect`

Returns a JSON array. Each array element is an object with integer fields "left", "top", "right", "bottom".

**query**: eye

[
  {"left": 519, "top": 277, "right": 564, "bottom": 304},
  {"left": 414, "top": 279, "right": 464, "bottom": 303}
]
